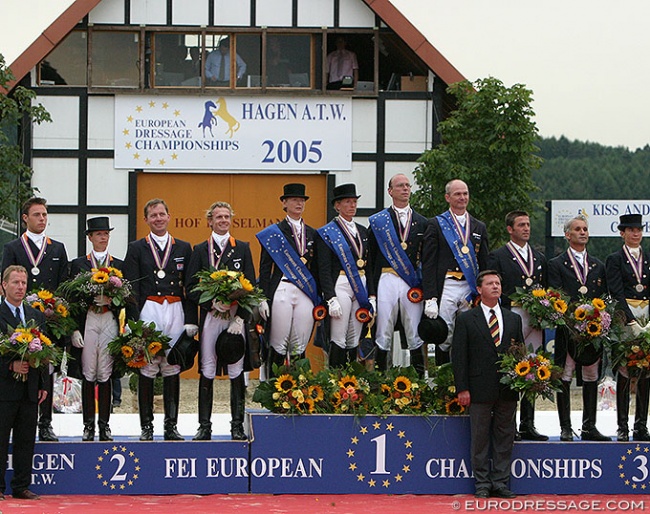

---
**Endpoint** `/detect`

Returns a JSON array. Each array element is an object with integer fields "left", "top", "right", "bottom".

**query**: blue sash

[
  {"left": 368, "top": 209, "right": 421, "bottom": 288},
  {"left": 317, "top": 221, "right": 371, "bottom": 311},
  {"left": 256, "top": 224, "right": 320, "bottom": 307},
  {"left": 436, "top": 211, "right": 479, "bottom": 300}
]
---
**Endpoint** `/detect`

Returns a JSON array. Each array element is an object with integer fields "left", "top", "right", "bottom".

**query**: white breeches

[
  {"left": 330, "top": 275, "right": 366, "bottom": 350},
  {"left": 82, "top": 310, "right": 117, "bottom": 382},
  {"left": 511, "top": 306, "right": 543, "bottom": 351},
  {"left": 139, "top": 299, "right": 184, "bottom": 378},
  {"left": 438, "top": 278, "right": 471, "bottom": 351},
  {"left": 269, "top": 280, "right": 315, "bottom": 355},
  {"left": 375, "top": 273, "right": 423, "bottom": 351},
  {"left": 200, "top": 309, "right": 245, "bottom": 379}
]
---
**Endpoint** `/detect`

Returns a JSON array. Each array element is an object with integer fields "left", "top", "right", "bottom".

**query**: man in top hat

[
  {"left": 1, "top": 197, "right": 69, "bottom": 442},
  {"left": 205, "top": 37, "right": 247, "bottom": 86},
  {"left": 317, "top": 184, "right": 373, "bottom": 367},
  {"left": 186, "top": 201, "right": 256, "bottom": 441},
  {"left": 69, "top": 217, "right": 124, "bottom": 442},
  {"left": 123, "top": 199, "right": 197, "bottom": 441},
  {"left": 606, "top": 213, "right": 650, "bottom": 441},
  {"left": 549, "top": 215, "right": 610, "bottom": 441},
  {"left": 368, "top": 174, "right": 428, "bottom": 376},
  {"left": 257, "top": 184, "right": 319, "bottom": 377},
  {"left": 488, "top": 211, "right": 548, "bottom": 441},
  {"left": 422, "top": 179, "right": 489, "bottom": 366}
]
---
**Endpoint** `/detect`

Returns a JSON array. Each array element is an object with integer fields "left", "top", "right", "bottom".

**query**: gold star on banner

[
  {"left": 174, "top": 110, "right": 181, "bottom": 117},
  {"left": 136, "top": 106, "right": 143, "bottom": 112},
  {"left": 97, "top": 474, "right": 103, "bottom": 479},
  {"left": 110, "top": 484, "right": 115, "bottom": 490},
  {"left": 628, "top": 449, "right": 633, "bottom": 455},
  {"left": 103, "top": 481, "right": 108, "bottom": 486},
  {"left": 633, "top": 484, "right": 638, "bottom": 489},
  {"left": 134, "top": 458, "right": 140, "bottom": 463},
  {"left": 386, "top": 423, "right": 394, "bottom": 431},
  {"left": 162, "top": 102, "right": 169, "bottom": 109},
  {"left": 349, "top": 463, "right": 357, "bottom": 471},
  {"left": 95, "top": 465, "right": 101, "bottom": 470},
  {"left": 120, "top": 484, "right": 125, "bottom": 490},
  {"left": 357, "top": 473, "right": 365, "bottom": 482},
  {"left": 129, "top": 451, "right": 135, "bottom": 457},
  {"left": 645, "top": 447, "right": 649, "bottom": 453},
  {"left": 382, "top": 480, "right": 390, "bottom": 488},
  {"left": 620, "top": 473, "right": 626, "bottom": 478},
  {"left": 149, "top": 101, "right": 156, "bottom": 108},
  {"left": 128, "top": 480, "right": 133, "bottom": 486},
  {"left": 368, "top": 479, "right": 376, "bottom": 487},
  {"left": 395, "top": 474, "right": 403, "bottom": 482},
  {"left": 403, "top": 465, "right": 410, "bottom": 473},
  {"left": 622, "top": 456, "right": 627, "bottom": 461},
  {"left": 171, "top": 153, "right": 178, "bottom": 160},
  {"left": 405, "top": 440, "right": 413, "bottom": 448},
  {"left": 135, "top": 466, "right": 141, "bottom": 471},
  {"left": 123, "top": 128, "right": 130, "bottom": 135},
  {"left": 104, "top": 450, "right": 109, "bottom": 455},
  {"left": 625, "top": 480, "right": 630, "bottom": 485},
  {"left": 360, "top": 426, "right": 368, "bottom": 434},
  {"left": 619, "top": 464, "right": 624, "bottom": 469},
  {"left": 351, "top": 437, "right": 358, "bottom": 444},
  {"left": 373, "top": 421, "right": 381, "bottom": 430},
  {"left": 398, "top": 431, "right": 405, "bottom": 438},
  {"left": 642, "top": 484, "right": 647, "bottom": 489},
  {"left": 121, "top": 446, "right": 127, "bottom": 452},
  {"left": 127, "top": 115, "right": 133, "bottom": 122},
  {"left": 406, "top": 453, "right": 414, "bottom": 461},
  {"left": 159, "top": 159, "right": 166, "bottom": 166},
  {"left": 133, "top": 474, "right": 139, "bottom": 480},
  {"left": 133, "top": 153, "right": 140, "bottom": 160},
  {"left": 144, "top": 158, "right": 151, "bottom": 165},
  {"left": 125, "top": 142, "right": 132, "bottom": 149},
  {"left": 347, "top": 449, "right": 355, "bottom": 457},
  {"left": 636, "top": 445, "right": 642, "bottom": 452}
]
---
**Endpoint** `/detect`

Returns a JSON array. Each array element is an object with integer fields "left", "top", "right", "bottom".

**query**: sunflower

[
  {"left": 92, "top": 270, "right": 109, "bottom": 284},
  {"left": 108, "top": 267, "right": 123, "bottom": 278},
  {"left": 40, "top": 334, "right": 52, "bottom": 346},
  {"left": 338, "top": 375, "right": 358, "bottom": 390},
  {"left": 37, "top": 289, "right": 54, "bottom": 300},
  {"left": 121, "top": 345, "right": 134, "bottom": 358},
  {"left": 553, "top": 300, "right": 567, "bottom": 314},
  {"left": 537, "top": 366, "right": 551, "bottom": 381},
  {"left": 515, "top": 361, "right": 531, "bottom": 376},
  {"left": 592, "top": 298, "right": 606, "bottom": 311},
  {"left": 15, "top": 331, "right": 33, "bottom": 343},
  {"left": 56, "top": 303, "right": 69, "bottom": 317},
  {"left": 586, "top": 321, "right": 602, "bottom": 337},
  {"left": 239, "top": 276, "right": 254, "bottom": 292},
  {"left": 445, "top": 397, "right": 465, "bottom": 415},
  {"left": 128, "top": 356, "right": 147, "bottom": 368},
  {"left": 275, "top": 374, "right": 297, "bottom": 393},
  {"left": 305, "top": 397, "right": 316, "bottom": 413},
  {"left": 210, "top": 270, "right": 227, "bottom": 280},
  {"left": 307, "top": 384, "right": 324, "bottom": 402},
  {"left": 393, "top": 376, "right": 412, "bottom": 393},
  {"left": 148, "top": 341, "right": 162, "bottom": 354},
  {"left": 532, "top": 288, "right": 546, "bottom": 298},
  {"left": 574, "top": 307, "right": 587, "bottom": 321},
  {"left": 31, "top": 302, "right": 45, "bottom": 312}
]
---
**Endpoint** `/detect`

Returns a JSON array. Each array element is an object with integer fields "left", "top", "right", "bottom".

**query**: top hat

[
  {"left": 331, "top": 183, "right": 361, "bottom": 205},
  {"left": 85, "top": 216, "right": 114, "bottom": 234},
  {"left": 216, "top": 331, "right": 246, "bottom": 365},
  {"left": 280, "top": 183, "right": 309, "bottom": 201},
  {"left": 417, "top": 317, "right": 449, "bottom": 346},
  {"left": 617, "top": 214, "right": 643, "bottom": 231}
]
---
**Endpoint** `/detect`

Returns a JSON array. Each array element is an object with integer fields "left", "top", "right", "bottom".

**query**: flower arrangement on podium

[
  {"left": 58, "top": 266, "right": 134, "bottom": 310},
  {"left": 565, "top": 295, "right": 623, "bottom": 357},
  {"left": 192, "top": 269, "right": 267, "bottom": 318},
  {"left": 430, "top": 362, "right": 465, "bottom": 415},
  {"left": 0, "top": 321, "right": 62, "bottom": 381},
  {"left": 509, "top": 285, "right": 569, "bottom": 330},
  {"left": 107, "top": 320, "right": 170, "bottom": 375},
  {"left": 498, "top": 342, "right": 563, "bottom": 403},
  {"left": 611, "top": 320, "right": 650, "bottom": 379},
  {"left": 25, "top": 289, "right": 77, "bottom": 339}
]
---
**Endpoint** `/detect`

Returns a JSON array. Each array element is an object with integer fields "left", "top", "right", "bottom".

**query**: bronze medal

[
  {"left": 578, "top": 285, "right": 588, "bottom": 295},
  {"left": 636, "top": 283, "right": 645, "bottom": 293},
  {"left": 461, "top": 245, "right": 470, "bottom": 254},
  {"left": 525, "top": 277, "right": 533, "bottom": 286},
  {"left": 401, "top": 242, "right": 408, "bottom": 250},
  {"left": 357, "top": 259, "right": 365, "bottom": 268}
]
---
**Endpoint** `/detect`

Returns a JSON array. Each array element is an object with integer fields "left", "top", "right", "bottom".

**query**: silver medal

[
  {"left": 525, "top": 277, "right": 533, "bottom": 286},
  {"left": 578, "top": 285, "right": 588, "bottom": 295},
  {"left": 31, "top": 267, "right": 40, "bottom": 276},
  {"left": 157, "top": 269, "right": 166, "bottom": 279},
  {"left": 636, "top": 283, "right": 645, "bottom": 293}
]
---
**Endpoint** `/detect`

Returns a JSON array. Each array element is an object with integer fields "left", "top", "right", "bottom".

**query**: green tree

[
  {"left": 412, "top": 77, "right": 542, "bottom": 248},
  {"left": 0, "top": 53, "right": 51, "bottom": 225}
]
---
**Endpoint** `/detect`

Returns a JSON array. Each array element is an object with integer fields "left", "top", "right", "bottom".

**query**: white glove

[
  {"left": 629, "top": 320, "right": 643, "bottom": 337},
  {"left": 212, "top": 300, "right": 231, "bottom": 313},
  {"left": 327, "top": 297, "right": 343, "bottom": 319},
  {"left": 71, "top": 330, "right": 84, "bottom": 348},
  {"left": 424, "top": 298, "right": 439, "bottom": 319},
  {"left": 227, "top": 316, "right": 244, "bottom": 335},
  {"left": 94, "top": 294, "right": 111, "bottom": 306},
  {"left": 369, "top": 296, "right": 377, "bottom": 315},
  {"left": 184, "top": 324, "right": 199, "bottom": 337},
  {"left": 258, "top": 300, "right": 270, "bottom": 321}
]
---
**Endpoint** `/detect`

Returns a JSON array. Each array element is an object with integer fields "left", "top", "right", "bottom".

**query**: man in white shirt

[{"left": 205, "top": 37, "right": 247, "bottom": 86}]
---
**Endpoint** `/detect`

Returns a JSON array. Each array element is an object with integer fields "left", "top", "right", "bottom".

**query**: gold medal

[
  {"left": 401, "top": 242, "right": 408, "bottom": 250},
  {"left": 525, "top": 277, "right": 533, "bottom": 286},
  {"left": 578, "top": 285, "right": 588, "bottom": 295},
  {"left": 461, "top": 245, "right": 470, "bottom": 254},
  {"left": 636, "top": 284, "right": 645, "bottom": 293},
  {"left": 357, "top": 259, "right": 365, "bottom": 268},
  {"left": 300, "top": 256, "right": 308, "bottom": 264}
]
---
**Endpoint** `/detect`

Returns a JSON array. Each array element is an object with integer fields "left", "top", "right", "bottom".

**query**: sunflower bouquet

[
  {"left": 509, "top": 285, "right": 569, "bottom": 330},
  {"left": 565, "top": 295, "right": 621, "bottom": 356},
  {"left": 328, "top": 368, "right": 371, "bottom": 414},
  {"left": 58, "top": 266, "right": 134, "bottom": 310},
  {"left": 192, "top": 269, "right": 267, "bottom": 318},
  {"left": 612, "top": 322, "right": 650, "bottom": 379},
  {"left": 0, "top": 320, "right": 63, "bottom": 380},
  {"left": 430, "top": 363, "right": 465, "bottom": 415},
  {"left": 498, "top": 342, "right": 563, "bottom": 403},
  {"left": 374, "top": 366, "right": 433, "bottom": 415},
  {"left": 25, "top": 289, "right": 77, "bottom": 339},
  {"left": 107, "top": 320, "right": 170, "bottom": 376}
]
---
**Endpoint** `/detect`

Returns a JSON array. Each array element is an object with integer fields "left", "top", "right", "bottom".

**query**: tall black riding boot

[
  {"left": 375, "top": 347, "right": 388, "bottom": 372},
  {"left": 633, "top": 377, "right": 650, "bottom": 441},
  {"left": 81, "top": 379, "right": 96, "bottom": 441},
  {"left": 97, "top": 380, "right": 113, "bottom": 441},
  {"left": 193, "top": 375, "right": 214, "bottom": 440},
  {"left": 581, "top": 381, "right": 612, "bottom": 441},
  {"left": 409, "top": 348, "right": 425, "bottom": 378},
  {"left": 328, "top": 343, "right": 347, "bottom": 368},
  {"left": 557, "top": 380, "right": 573, "bottom": 441},
  {"left": 616, "top": 373, "right": 630, "bottom": 441},
  {"left": 266, "top": 347, "right": 286, "bottom": 378},
  {"left": 519, "top": 396, "right": 548, "bottom": 441},
  {"left": 163, "top": 375, "right": 183, "bottom": 440},
  {"left": 347, "top": 347, "right": 358, "bottom": 365},
  {"left": 38, "top": 373, "right": 58, "bottom": 441},
  {"left": 138, "top": 375, "right": 155, "bottom": 441},
  {"left": 230, "top": 373, "right": 248, "bottom": 440}
]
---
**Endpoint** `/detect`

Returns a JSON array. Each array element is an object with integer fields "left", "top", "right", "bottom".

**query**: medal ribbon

[
  {"left": 623, "top": 245, "right": 644, "bottom": 288},
  {"left": 88, "top": 253, "right": 109, "bottom": 269},
  {"left": 146, "top": 234, "right": 173, "bottom": 273},
  {"left": 287, "top": 217, "right": 306, "bottom": 257},
  {"left": 208, "top": 236, "right": 225, "bottom": 269},
  {"left": 391, "top": 207, "right": 412, "bottom": 246},
  {"left": 20, "top": 233, "right": 48, "bottom": 270},
  {"left": 337, "top": 217, "right": 363, "bottom": 261},
  {"left": 506, "top": 242, "right": 534, "bottom": 280},
  {"left": 567, "top": 250, "right": 588, "bottom": 287},
  {"left": 449, "top": 210, "right": 470, "bottom": 249}
]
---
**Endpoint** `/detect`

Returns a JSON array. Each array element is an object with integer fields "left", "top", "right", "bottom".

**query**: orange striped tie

[{"left": 489, "top": 309, "right": 500, "bottom": 347}]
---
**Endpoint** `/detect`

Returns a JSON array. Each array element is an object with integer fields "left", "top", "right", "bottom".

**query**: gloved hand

[
  {"left": 258, "top": 300, "right": 270, "bottom": 321},
  {"left": 184, "top": 324, "right": 199, "bottom": 337},
  {"left": 212, "top": 300, "right": 231, "bottom": 313},
  {"left": 94, "top": 294, "right": 111, "bottom": 306},
  {"left": 71, "top": 330, "right": 84, "bottom": 348},
  {"left": 327, "top": 297, "right": 343, "bottom": 319},
  {"left": 227, "top": 316, "right": 244, "bottom": 335},
  {"left": 424, "top": 298, "right": 439, "bottom": 319},
  {"left": 629, "top": 320, "right": 644, "bottom": 337},
  {"left": 369, "top": 296, "right": 377, "bottom": 315}
]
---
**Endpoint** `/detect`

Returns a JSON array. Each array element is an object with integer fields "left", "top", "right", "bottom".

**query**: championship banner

[
  {"left": 551, "top": 200, "right": 650, "bottom": 237},
  {"left": 114, "top": 95, "right": 352, "bottom": 171}
]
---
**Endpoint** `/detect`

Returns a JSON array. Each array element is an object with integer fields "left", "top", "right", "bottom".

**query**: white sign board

[
  {"left": 114, "top": 95, "right": 352, "bottom": 171},
  {"left": 551, "top": 200, "right": 650, "bottom": 237}
]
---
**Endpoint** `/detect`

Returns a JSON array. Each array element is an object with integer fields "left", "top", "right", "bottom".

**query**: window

[
  {"left": 91, "top": 31, "right": 139, "bottom": 88},
  {"left": 267, "top": 34, "right": 312, "bottom": 88},
  {"left": 38, "top": 31, "right": 87, "bottom": 86},
  {"left": 153, "top": 33, "right": 202, "bottom": 87},
  {"left": 204, "top": 34, "right": 258, "bottom": 88}
]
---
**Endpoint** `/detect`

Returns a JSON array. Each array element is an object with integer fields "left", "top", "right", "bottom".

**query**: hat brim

[
  {"left": 617, "top": 224, "right": 643, "bottom": 230},
  {"left": 85, "top": 227, "right": 114, "bottom": 234},
  {"left": 280, "top": 195, "right": 310, "bottom": 201},
  {"left": 331, "top": 194, "right": 361, "bottom": 205}
]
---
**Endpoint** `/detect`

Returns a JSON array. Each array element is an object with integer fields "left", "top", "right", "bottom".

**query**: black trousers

[{"left": 0, "top": 398, "right": 38, "bottom": 493}]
